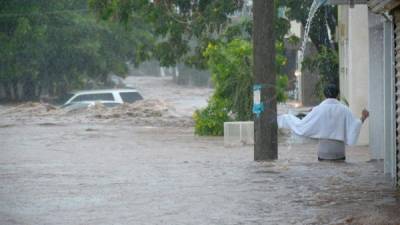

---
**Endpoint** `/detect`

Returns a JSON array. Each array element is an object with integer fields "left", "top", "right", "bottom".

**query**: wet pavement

[{"left": 0, "top": 122, "right": 399, "bottom": 225}]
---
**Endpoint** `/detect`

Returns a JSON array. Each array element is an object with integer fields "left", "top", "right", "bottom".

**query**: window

[
  {"left": 59, "top": 93, "right": 74, "bottom": 105},
  {"left": 119, "top": 92, "right": 143, "bottom": 103},
  {"left": 72, "top": 93, "right": 114, "bottom": 102}
]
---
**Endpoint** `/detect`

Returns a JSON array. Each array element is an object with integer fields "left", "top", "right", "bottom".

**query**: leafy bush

[
  {"left": 194, "top": 38, "right": 288, "bottom": 136},
  {"left": 205, "top": 39, "right": 254, "bottom": 121},
  {"left": 193, "top": 99, "right": 230, "bottom": 136}
]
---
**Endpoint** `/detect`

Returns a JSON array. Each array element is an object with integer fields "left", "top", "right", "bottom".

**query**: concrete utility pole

[{"left": 253, "top": 0, "right": 278, "bottom": 161}]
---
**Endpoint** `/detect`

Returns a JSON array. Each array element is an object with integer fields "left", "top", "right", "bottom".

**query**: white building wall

[
  {"left": 340, "top": 5, "right": 370, "bottom": 145},
  {"left": 339, "top": 4, "right": 397, "bottom": 176},
  {"left": 383, "top": 18, "right": 397, "bottom": 178},
  {"left": 337, "top": 6, "right": 349, "bottom": 101},
  {"left": 368, "top": 12, "right": 385, "bottom": 159},
  {"left": 288, "top": 21, "right": 302, "bottom": 38},
  {"left": 339, "top": 6, "right": 349, "bottom": 102}
]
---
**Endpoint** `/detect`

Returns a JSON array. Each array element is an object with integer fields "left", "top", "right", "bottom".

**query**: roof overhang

[
  {"left": 326, "top": 0, "right": 368, "bottom": 5},
  {"left": 325, "top": 0, "right": 367, "bottom": 8},
  {"left": 326, "top": 0, "right": 400, "bottom": 13},
  {"left": 368, "top": 0, "right": 400, "bottom": 13}
]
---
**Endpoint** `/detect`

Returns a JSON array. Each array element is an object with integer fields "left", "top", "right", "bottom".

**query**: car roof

[
  {"left": 71, "top": 88, "right": 140, "bottom": 95},
  {"left": 70, "top": 100, "right": 120, "bottom": 103}
]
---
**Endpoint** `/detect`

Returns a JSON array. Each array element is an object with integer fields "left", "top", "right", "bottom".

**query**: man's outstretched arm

[{"left": 361, "top": 109, "right": 369, "bottom": 123}]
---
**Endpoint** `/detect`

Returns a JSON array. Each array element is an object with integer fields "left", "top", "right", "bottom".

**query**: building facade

[
  {"left": 338, "top": 5, "right": 370, "bottom": 146},
  {"left": 338, "top": 0, "right": 399, "bottom": 186},
  {"left": 368, "top": 0, "right": 399, "bottom": 187}
]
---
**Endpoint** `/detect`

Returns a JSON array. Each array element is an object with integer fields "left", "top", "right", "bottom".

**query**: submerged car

[{"left": 62, "top": 89, "right": 143, "bottom": 108}]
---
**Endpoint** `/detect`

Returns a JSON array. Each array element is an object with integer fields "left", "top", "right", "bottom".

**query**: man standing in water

[{"left": 278, "top": 84, "right": 369, "bottom": 161}]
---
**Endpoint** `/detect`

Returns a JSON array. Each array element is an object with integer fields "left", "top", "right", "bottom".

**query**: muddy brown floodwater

[{"left": 0, "top": 76, "right": 399, "bottom": 225}]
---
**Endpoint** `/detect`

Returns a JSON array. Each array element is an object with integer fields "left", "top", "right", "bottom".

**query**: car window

[
  {"left": 119, "top": 92, "right": 143, "bottom": 103},
  {"left": 72, "top": 93, "right": 114, "bottom": 102},
  {"left": 59, "top": 93, "right": 74, "bottom": 104}
]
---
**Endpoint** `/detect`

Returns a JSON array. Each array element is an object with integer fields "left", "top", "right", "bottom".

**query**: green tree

[
  {"left": 193, "top": 38, "right": 288, "bottom": 136},
  {"left": 191, "top": 1, "right": 290, "bottom": 136},
  {"left": 0, "top": 0, "right": 153, "bottom": 100},
  {"left": 281, "top": 0, "right": 339, "bottom": 90},
  {"left": 281, "top": 0, "right": 337, "bottom": 51},
  {"left": 89, "top": 0, "right": 244, "bottom": 68},
  {"left": 88, "top": 0, "right": 291, "bottom": 136}
]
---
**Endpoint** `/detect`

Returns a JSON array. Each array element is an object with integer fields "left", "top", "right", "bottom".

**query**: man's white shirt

[{"left": 278, "top": 98, "right": 362, "bottom": 145}]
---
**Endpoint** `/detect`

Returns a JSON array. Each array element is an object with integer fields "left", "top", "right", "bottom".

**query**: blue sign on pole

[{"left": 252, "top": 84, "right": 264, "bottom": 118}]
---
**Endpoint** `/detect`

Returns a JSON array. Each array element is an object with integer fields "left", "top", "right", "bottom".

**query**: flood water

[{"left": 0, "top": 76, "right": 399, "bottom": 225}]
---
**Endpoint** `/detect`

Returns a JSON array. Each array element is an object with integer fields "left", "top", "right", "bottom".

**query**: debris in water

[{"left": 0, "top": 99, "right": 192, "bottom": 127}]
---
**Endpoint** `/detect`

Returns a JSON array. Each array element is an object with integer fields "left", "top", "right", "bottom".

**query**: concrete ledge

[
  {"left": 224, "top": 120, "right": 315, "bottom": 147},
  {"left": 224, "top": 121, "right": 254, "bottom": 146}
]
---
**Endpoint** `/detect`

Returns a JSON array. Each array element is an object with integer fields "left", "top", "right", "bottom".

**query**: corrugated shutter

[{"left": 394, "top": 8, "right": 400, "bottom": 187}]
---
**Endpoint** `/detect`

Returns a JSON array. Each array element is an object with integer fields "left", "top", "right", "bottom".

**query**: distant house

[{"left": 336, "top": 0, "right": 399, "bottom": 186}]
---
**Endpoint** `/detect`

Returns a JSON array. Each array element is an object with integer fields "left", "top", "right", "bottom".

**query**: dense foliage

[
  {"left": 192, "top": 0, "right": 293, "bottom": 136},
  {"left": 282, "top": 0, "right": 339, "bottom": 92},
  {"left": 302, "top": 46, "right": 339, "bottom": 99},
  {"left": 89, "top": 0, "right": 244, "bottom": 69},
  {"left": 0, "top": 0, "right": 153, "bottom": 100},
  {"left": 194, "top": 38, "right": 288, "bottom": 136},
  {"left": 193, "top": 98, "right": 230, "bottom": 136},
  {"left": 281, "top": 0, "right": 337, "bottom": 51}
]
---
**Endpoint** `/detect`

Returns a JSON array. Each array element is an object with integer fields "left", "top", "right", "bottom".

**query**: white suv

[{"left": 62, "top": 89, "right": 143, "bottom": 108}]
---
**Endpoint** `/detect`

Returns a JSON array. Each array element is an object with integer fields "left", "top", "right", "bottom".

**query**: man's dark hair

[{"left": 323, "top": 84, "right": 339, "bottom": 98}]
